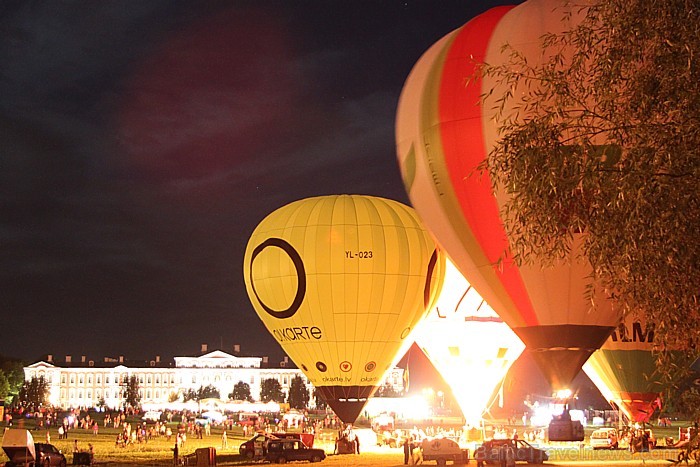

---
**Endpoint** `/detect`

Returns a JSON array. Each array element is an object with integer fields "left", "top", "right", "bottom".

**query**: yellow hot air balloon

[
  {"left": 243, "top": 194, "right": 443, "bottom": 423},
  {"left": 414, "top": 258, "right": 524, "bottom": 426}
]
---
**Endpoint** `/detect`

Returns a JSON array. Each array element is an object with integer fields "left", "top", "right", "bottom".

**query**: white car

[
  {"left": 142, "top": 411, "right": 162, "bottom": 422},
  {"left": 590, "top": 428, "right": 618, "bottom": 449}
]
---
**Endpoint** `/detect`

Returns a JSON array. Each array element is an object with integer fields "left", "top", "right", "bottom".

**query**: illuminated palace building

[{"left": 23, "top": 345, "right": 405, "bottom": 410}]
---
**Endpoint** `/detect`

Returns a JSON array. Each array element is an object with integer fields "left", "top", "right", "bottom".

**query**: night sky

[{"left": 1, "top": 1, "right": 529, "bottom": 365}]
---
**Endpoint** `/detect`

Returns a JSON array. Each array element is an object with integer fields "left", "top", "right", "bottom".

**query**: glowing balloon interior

[
  {"left": 583, "top": 316, "right": 662, "bottom": 423},
  {"left": 414, "top": 259, "right": 524, "bottom": 426},
  {"left": 243, "top": 195, "right": 443, "bottom": 423},
  {"left": 395, "top": 0, "right": 620, "bottom": 389}
]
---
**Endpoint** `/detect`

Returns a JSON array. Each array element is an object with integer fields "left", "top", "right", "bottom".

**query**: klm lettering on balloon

[
  {"left": 610, "top": 321, "right": 655, "bottom": 343},
  {"left": 272, "top": 326, "right": 323, "bottom": 342}
]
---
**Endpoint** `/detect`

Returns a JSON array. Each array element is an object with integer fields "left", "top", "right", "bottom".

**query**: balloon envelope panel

[
  {"left": 396, "top": 0, "right": 619, "bottom": 389},
  {"left": 244, "top": 194, "right": 443, "bottom": 422}
]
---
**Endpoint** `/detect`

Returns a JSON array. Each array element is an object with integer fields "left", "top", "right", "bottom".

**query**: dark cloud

[{"left": 0, "top": 1, "right": 517, "bottom": 362}]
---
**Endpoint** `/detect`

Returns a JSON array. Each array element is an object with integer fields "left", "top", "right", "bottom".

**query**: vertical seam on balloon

[
  {"left": 351, "top": 195, "right": 361, "bottom": 384},
  {"left": 369, "top": 196, "right": 387, "bottom": 381},
  {"left": 389, "top": 199, "right": 409, "bottom": 371},
  {"left": 327, "top": 196, "right": 340, "bottom": 382}
]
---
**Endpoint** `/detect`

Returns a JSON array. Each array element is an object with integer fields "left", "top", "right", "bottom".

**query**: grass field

[{"left": 0, "top": 415, "right": 692, "bottom": 466}]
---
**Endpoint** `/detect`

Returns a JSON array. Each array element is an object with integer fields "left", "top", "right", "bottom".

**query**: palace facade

[{"left": 23, "top": 346, "right": 405, "bottom": 410}]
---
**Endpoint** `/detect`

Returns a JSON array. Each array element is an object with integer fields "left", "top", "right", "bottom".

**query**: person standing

[
  {"left": 221, "top": 430, "right": 228, "bottom": 449},
  {"left": 403, "top": 435, "right": 411, "bottom": 465}
]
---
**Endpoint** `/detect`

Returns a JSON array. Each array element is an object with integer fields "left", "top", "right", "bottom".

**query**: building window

[
  {"left": 96, "top": 375, "right": 101, "bottom": 384},
  {"left": 105, "top": 391, "right": 110, "bottom": 399},
  {"left": 106, "top": 376, "right": 110, "bottom": 384},
  {"left": 155, "top": 376, "right": 160, "bottom": 384},
  {"left": 70, "top": 375, "right": 75, "bottom": 384},
  {"left": 61, "top": 375, "right": 66, "bottom": 384},
  {"left": 147, "top": 375, "right": 152, "bottom": 384},
  {"left": 79, "top": 375, "right": 84, "bottom": 384},
  {"left": 87, "top": 375, "right": 92, "bottom": 384}
]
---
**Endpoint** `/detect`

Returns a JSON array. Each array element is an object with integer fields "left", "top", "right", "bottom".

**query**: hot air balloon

[
  {"left": 413, "top": 258, "right": 525, "bottom": 426},
  {"left": 395, "top": 0, "right": 620, "bottom": 393},
  {"left": 583, "top": 316, "right": 663, "bottom": 424},
  {"left": 243, "top": 194, "right": 443, "bottom": 423}
]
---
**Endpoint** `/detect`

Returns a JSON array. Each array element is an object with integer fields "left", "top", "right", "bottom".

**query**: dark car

[
  {"left": 474, "top": 438, "right": 548, "bottom": 465},
  {"left": 34, "top": 443, "right": 67, "bottom": 467},
  {"left": 239, "top": 432, "right": 315, "bottom": 459},
  {"left": 265, "top": 438, "right": 326, "bottom": 464}
]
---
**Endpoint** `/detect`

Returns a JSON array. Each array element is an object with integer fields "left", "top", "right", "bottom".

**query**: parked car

[
  {"left": 474, "top": 438, "right": 548, "bottom": 466},
  {"left": 35, "top": 443, "right": 68, "bottom": 467},
  {"left": 239, "top": 432, "right": 315, "bottom": 460},
  {"left": 420, "top": 437, "right": 469, "bottom": 465},
  {"left": 590, "top": 428, "right": 619, "bottom": 449},
  {"left": 142, "top": 410, "right": 162, "bottom": 422},
  {"left": 265, "top": 438, "right": 325, "bottom": 464},
  {"left": 2, "top": 429, "right": 67, "bottom": 467}
]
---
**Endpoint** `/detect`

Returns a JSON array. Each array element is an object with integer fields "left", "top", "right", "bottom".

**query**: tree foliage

[
  {"left": 183, "top": 384, "right": 220, "bottom": 406},
  {"left": 229, "top": 381, "right": 253, "bottom": 402},
  {"left": 259, "top": 378, "right": 285, "bottom": 403},
  {"left": 17, "top": 376, "right": 48, "bottom": 409},
  {"left": 0, "top": 370, "right": 10, "bottom": 401},
  {"left": 122, "top": 375, "right": 141, "bottom": 410},
  {"left": 287, "top": 376, "right": 310, "bottom": 410},
  {"left": 480, "top": 0, "right": 699, "bottom": 356},
  {"left": 313, "top": 388, "right": 328, "bottom": 410},
  {"left": 0, "top": 357, "right": 27, "bottom": 404}
]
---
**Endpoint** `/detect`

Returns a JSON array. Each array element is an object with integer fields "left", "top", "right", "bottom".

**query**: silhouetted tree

[
  {"left": 17, "top": 376, "right": 48, "bottom": 409},
  {"left": 287, "top": 376, "right": 310, "bottom": 410},
  {"left": 260, "top": 378, "right": 284, "bottom": 403},
  {"left": 122, "top": 375, "right": 141, "bottom": 410},
  {"left": 229, "top": 381, "right": 253, "bottom": 402}
]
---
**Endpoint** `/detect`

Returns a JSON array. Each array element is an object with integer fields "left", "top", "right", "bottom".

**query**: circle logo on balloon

[
  {"left": 364, "top": 361, "right": 376, "bottom": 372},
  {"left": 400, "top": 327, "right": 412, "bottom": 339},
  {"left": 316, "top": 362, "right": 327, "bottom": 372},
  {"left": 340, "top": 361, "right": 352, "bottom": 372},
  {"left": 249, "top": 237, "right": 306, "bottom": 319}
]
